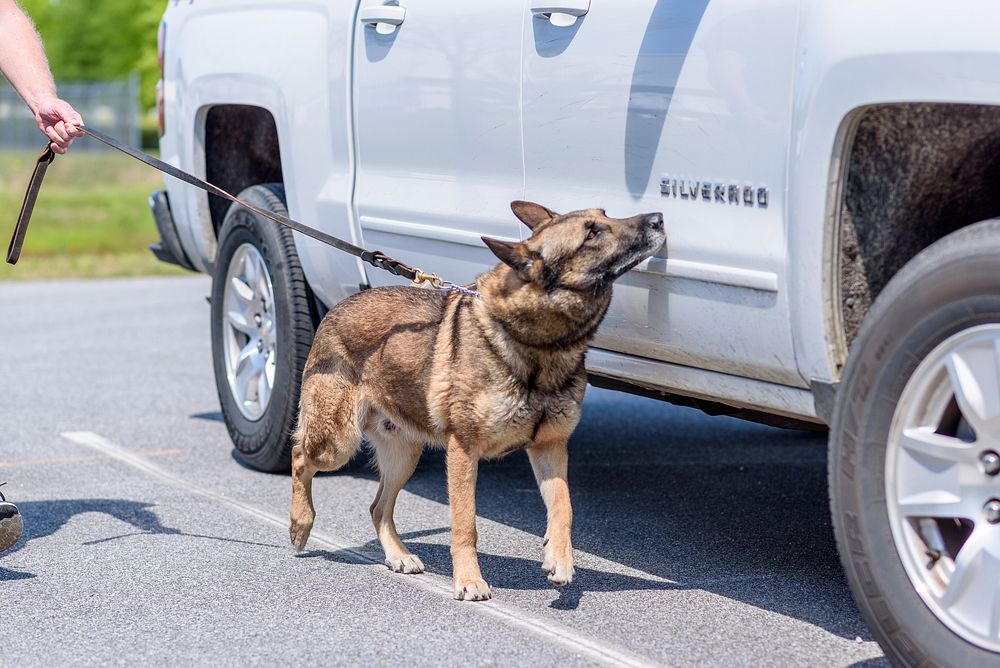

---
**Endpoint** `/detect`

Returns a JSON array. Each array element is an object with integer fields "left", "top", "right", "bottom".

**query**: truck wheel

[
  {"left": 831, "top": 220, "right": 1000, "bottom": 667},
  {"left": 210, "top": 184, "right": 314, "bottom": 473}
]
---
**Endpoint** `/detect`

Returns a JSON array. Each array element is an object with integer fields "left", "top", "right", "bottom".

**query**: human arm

[{"left": 0, "top": 0, "right": 82, "bottom": 153}]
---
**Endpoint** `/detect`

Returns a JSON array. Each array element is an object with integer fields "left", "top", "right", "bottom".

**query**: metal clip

[{"left": 412, "top": 269, "right": 446, "bottom": 289}]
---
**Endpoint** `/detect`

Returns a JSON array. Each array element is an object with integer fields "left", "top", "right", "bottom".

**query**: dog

[{"left": 289, "top": 201, "right": 665, "bottom": 600}]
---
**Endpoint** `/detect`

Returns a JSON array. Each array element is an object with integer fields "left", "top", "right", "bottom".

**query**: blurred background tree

[{"left": 19, "top": 0, "right": 162, "bottom": 110}]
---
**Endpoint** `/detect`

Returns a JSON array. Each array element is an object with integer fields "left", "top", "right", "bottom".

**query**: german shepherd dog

[{"left": 289, "top": 201, "right": 665, "bottom": 600}]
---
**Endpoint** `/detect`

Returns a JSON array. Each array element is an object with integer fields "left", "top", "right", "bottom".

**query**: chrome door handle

[
  {"left": 530, "top": 0, "right": 590, "bottom": 27},
  {"left": 359, "top": 5, "right": 406, "bottom": 31}
]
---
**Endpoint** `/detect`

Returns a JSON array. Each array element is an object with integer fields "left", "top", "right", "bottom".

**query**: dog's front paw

[
  {"left": 544, "top": 561, "right": 575, "bottom": 587},
  {"left": 542, "top": 538, "right": 574, "bottom": 587},
  {"left": 385, "top": 554, "right": 425, "bottom": 574},
  {"left": 453, "top": 576, "right": 492, "bottom": 601}
]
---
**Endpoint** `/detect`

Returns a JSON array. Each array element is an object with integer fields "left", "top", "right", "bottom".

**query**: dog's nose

[{"left": 645, "top": 213, "right": 664, "bottom": 230}]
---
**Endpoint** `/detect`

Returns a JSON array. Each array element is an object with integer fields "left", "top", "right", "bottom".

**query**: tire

[
  {"left": 210, "top": 184, "right": 314, "bottom": 472},
  {"left": 831, "top": 219, "right": 1000, "bottom": 667}
]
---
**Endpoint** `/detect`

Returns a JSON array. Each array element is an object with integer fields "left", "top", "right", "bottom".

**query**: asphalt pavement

[{"left": 0, "top": 276, "right": 887, "bottom": 666}]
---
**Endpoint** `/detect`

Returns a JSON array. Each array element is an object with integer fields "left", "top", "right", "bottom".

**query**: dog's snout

[{"left": 645, "top": 213, "right": 664, "bottom": 230}]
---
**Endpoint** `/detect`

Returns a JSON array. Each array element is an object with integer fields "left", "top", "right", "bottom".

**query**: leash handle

[{"left": 6, "top": 146, "right": 55, "bottom": 265}]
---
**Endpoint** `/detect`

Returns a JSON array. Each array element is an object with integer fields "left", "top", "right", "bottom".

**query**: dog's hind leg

[
  {"left": 527, "top": 435, "right": 575, "bottom": 587},
  {"left": 289, "top": 377, "right": 362, "bottom": 551},
  {"left": 289, "top": 441, "right": 318, "bottom": 551},
  {"left": 369, "top": 433, "right": 424, "bottom": 573}
]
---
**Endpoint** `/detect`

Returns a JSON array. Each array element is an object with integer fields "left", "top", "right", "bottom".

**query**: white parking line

[
  {"left": 0, "top": 449, "right": 179, "bottom": 468},
  {"left": 61, "top": 430, "right": 660, "bottom": 668}
]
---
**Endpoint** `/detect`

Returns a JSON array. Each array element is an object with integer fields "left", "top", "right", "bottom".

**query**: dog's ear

[
  {"left": 510, "top": 201, "right": 557, "bottom": 230},
  {"left": 482, "top": 237, "right": 528, "bottom": 269},
  {"left": 482, "top": 236, "right": 539, "bottom": 280}
]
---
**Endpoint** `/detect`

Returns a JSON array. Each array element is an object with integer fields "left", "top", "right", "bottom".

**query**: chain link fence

[{"left": 0, "top": 73, "right": 140, "bottom": 152}]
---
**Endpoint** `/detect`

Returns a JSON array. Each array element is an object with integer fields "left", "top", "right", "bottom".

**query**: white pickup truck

[{"left": 151, "top": 1, "right": 1000, "bottom": 664}]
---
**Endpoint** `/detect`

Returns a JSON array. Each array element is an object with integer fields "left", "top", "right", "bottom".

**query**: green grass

[{"left": 0, "top": 149, "right": 192, "bottom": 280}]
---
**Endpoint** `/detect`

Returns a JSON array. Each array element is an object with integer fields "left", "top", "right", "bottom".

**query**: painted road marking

[
  {"left": 60, "top": 431, "right": 658, "bottom": 668},
  {"left": 0, "top": 449, "right": 180, "bottom": 469}
]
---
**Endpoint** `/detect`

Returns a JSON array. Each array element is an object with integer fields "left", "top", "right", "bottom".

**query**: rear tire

[
  {"left": 831, "top": 220, "right": 1000, "bottom": 667},
  {"left": 210, "top": 184, "right": 314, "bottom": 472}
]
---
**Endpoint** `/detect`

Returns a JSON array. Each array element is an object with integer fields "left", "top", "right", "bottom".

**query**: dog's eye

[{"left": 586, "top": 228, "right": 600, "bottom": 241}]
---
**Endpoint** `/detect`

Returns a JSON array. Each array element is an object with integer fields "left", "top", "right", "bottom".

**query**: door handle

[
  {"left": 530, "top": 0, "right": 589, "bottom": 27},
  {"left": 359, "top": 5, "right": 406, "bottom": 34}
]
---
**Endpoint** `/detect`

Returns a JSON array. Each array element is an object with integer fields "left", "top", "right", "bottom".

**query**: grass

[{"left": 0, "top": 149, "right": 192, "bottom": 280}]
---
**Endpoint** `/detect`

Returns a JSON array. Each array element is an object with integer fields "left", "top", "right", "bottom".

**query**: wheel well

[
  {"left": 837, "top": 103, "right": 1000, "bottom": 357},
  {"left": 204, "top": 105, "right": 284, "bottom": 234}
]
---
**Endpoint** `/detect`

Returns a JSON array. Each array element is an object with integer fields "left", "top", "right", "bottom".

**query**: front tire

[
  {"left": 831, "top": 220, "right": 1000, "bottom": 667},
  {"left": 210, "top": 184, "right": 315, "bottom": 472}
]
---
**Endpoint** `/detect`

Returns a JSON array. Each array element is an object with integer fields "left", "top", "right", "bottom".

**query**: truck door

[
  {"left": 521, "top": 0, "right": 803, "bottom": 386},
  {"left": 353, "top": 0, "right": 526, "bottom": 288}
]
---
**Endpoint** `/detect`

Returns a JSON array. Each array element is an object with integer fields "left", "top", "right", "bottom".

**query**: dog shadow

[
  {"left": 330, "top": 387, "right": 870, "bottom": 641},
  {"left": 295, "top": 529, "right": 679, "bottom": 611}
]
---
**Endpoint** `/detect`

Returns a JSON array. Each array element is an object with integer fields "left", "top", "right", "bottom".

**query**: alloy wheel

[
  {"left": 221, "top": 243, "right": 277, "bottom": 421},
  {"left": 886, "top": 324, "right": 1000, "bottom": 652}
]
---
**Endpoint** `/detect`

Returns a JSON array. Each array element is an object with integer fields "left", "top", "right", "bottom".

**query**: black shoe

[{"left": 0, "top": 483, "right": 24, "bottom": 553}]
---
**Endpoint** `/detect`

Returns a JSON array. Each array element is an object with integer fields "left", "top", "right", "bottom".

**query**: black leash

[{"left": 7, "top": 126, "right": 470, "bottom": 294}]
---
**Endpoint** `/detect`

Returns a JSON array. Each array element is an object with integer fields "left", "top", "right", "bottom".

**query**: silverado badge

[{"left": 660, "top": 177, "right": 768, "bottom": 209}]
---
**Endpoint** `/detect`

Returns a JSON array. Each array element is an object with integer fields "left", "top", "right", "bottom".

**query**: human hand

[{"left": 34, "top": 96, "right": 83, "bottom": 154}]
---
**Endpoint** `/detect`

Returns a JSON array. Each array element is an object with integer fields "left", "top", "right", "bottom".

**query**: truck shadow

[{"left": 332, "top": 387, "right": 871, "bottom": 642}]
